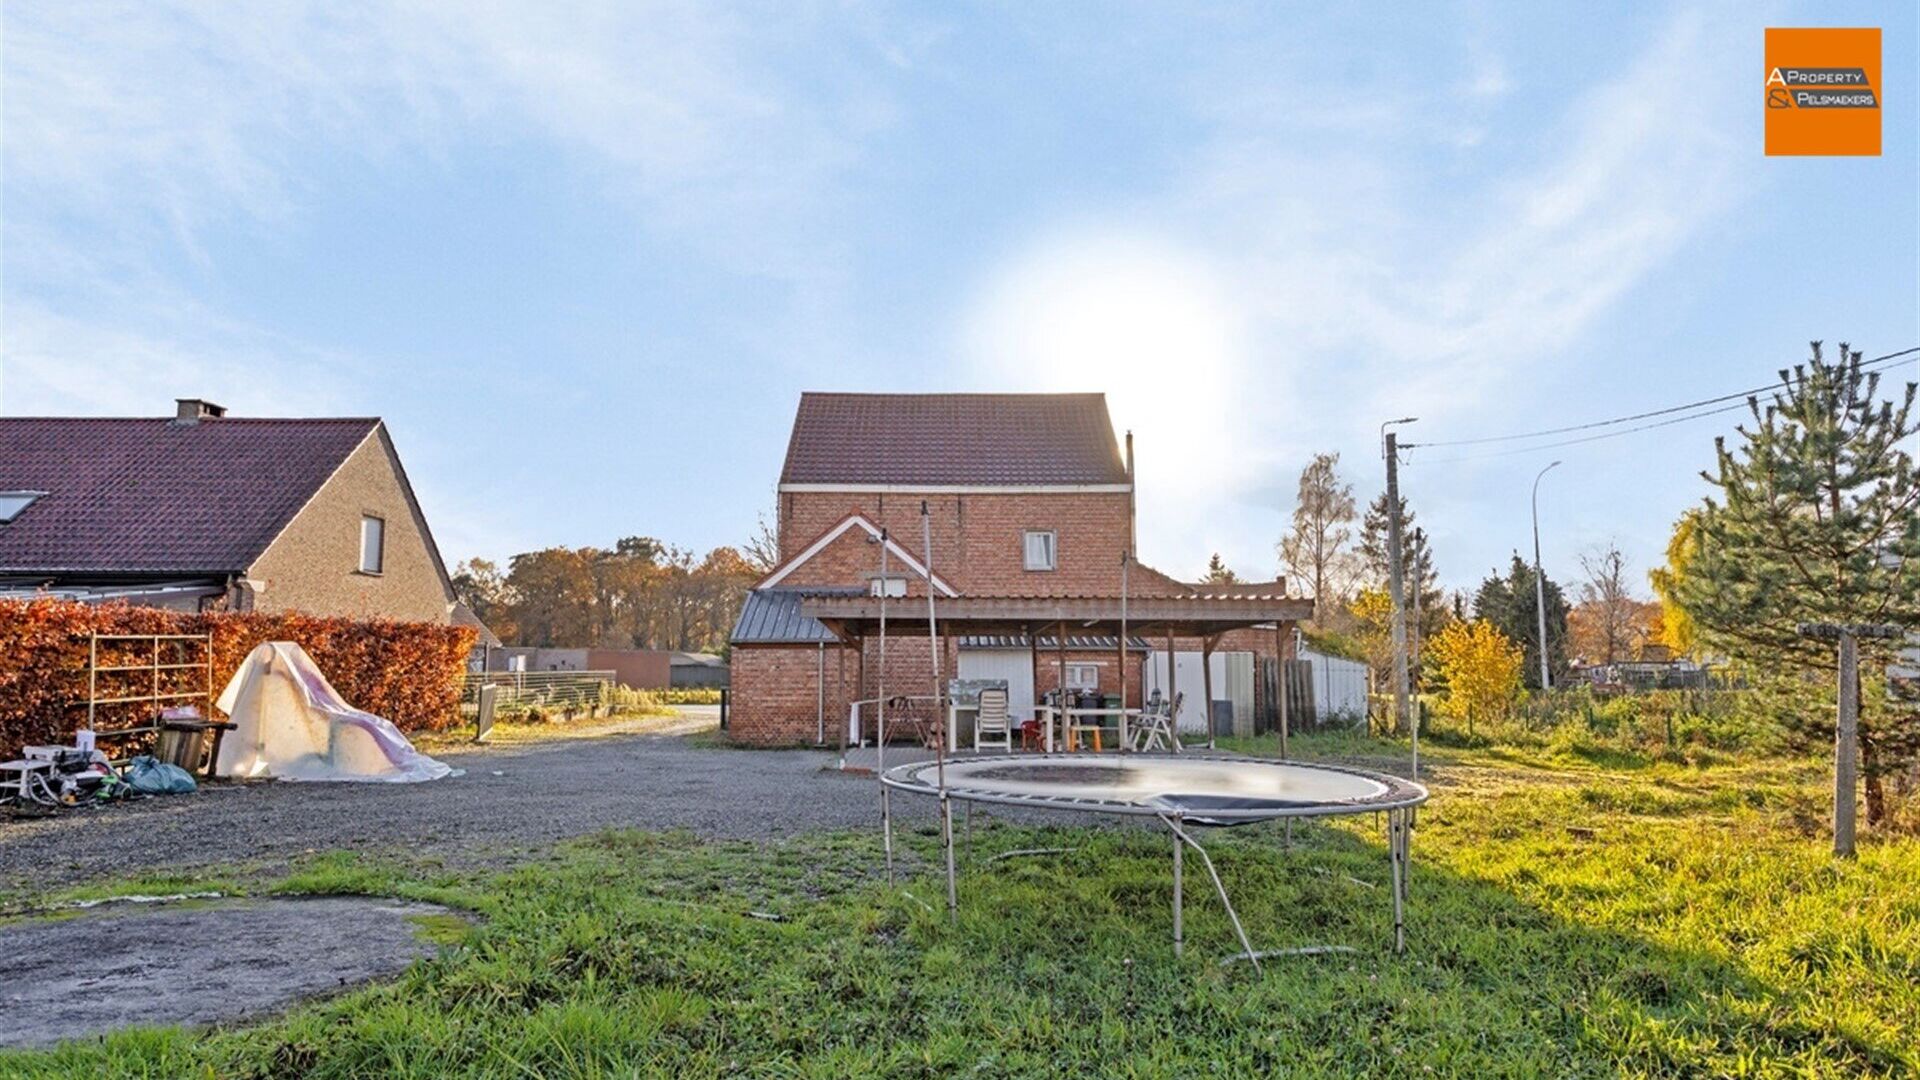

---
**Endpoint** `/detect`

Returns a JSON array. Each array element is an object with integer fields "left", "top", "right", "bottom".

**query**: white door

[
  {"left": 957, "top": 650, "right": 1036, "bottom": 725},
  {"left": 1147, "top": 651, "right": 1248, "bottom": 734}
]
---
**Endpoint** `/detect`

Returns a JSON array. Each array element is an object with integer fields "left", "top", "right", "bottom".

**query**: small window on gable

[
  {"left": 359, "top": 515, "right": 385, "bottom": 575},
  {"left": 0, "top": 491, "right": 46, "bottom": 524},
  {"left": 870, "top": 576, "right": 906, "bottom": 598},
  {"left": 1023, "top": 530, "right": 1057, "bottom": 571}
]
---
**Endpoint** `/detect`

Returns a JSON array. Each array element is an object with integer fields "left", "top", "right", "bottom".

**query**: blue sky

[{"left": 4, "top": 2, "right": 1915, "bottom": 599}]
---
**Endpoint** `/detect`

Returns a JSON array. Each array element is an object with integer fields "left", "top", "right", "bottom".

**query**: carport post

[
  {"left": 1201, "top": 634, "right": 1217, "bottom": 750},
  {"left": 1118, "top": 553, "right": 1129, "bottom": 752},
  {"left": 1165, "top": 627, "right": 1177, "bottom": 744},
  {"left": 1274, "top": 623, "right": 1290, "bottom": 762},
  {"left": 1056, "top": 622, "right": 1067, "bottom": 749}
]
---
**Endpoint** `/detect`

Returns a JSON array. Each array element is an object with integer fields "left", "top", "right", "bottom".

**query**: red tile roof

[
  {"left": 780, "top": 393, "right": 1130, "bottom": 486},
  {"left": 0, "top": 417, "right": 379, "bottom": 573}
]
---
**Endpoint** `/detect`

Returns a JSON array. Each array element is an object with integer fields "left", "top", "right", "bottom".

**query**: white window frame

[
  {"left": 1023, "top": 530, "right": 1058, "bottom": 571},
  {"left": 359, "top": 515, "right": 386, "bottom": 575},
  {"left": 869, "top": 576, "right": 907, "bottom": 598},
  {"left": 1065, "top": 663, "right": 1100, "bottom": 691}
]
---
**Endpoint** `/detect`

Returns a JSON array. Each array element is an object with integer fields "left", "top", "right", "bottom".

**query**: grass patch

[{"left": 2, "top": 748, "right": 1914, "bottom": 1076}]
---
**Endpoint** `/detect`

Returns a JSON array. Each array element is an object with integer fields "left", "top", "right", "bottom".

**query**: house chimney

[{"left": 173, "top": 398, "right": 227, "bottom": 424}]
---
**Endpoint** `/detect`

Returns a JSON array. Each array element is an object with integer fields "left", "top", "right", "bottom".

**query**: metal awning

[
  {"left": 798, "top": 593, "right": 1313, "bottom": 640},
  {"left": 958, "top": 634, "right": 1153, "bottom": 651}
]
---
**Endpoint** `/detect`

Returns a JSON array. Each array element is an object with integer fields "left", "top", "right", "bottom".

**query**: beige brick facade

[{"left": 243, "top": 426, "right": 454, "bottom": 623}]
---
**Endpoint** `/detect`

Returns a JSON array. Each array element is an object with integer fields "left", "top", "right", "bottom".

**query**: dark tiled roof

[
  {"left": 780, "top": 393, "right": 1130, "bottom": 486},
  {"left": 0, "top": 417, "right": 379, "bottom": 573},
  {"left": 731, "top": 586, "right": 863, "bottom": 644}
]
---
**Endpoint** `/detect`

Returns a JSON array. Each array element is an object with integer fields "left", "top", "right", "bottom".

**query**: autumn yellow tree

[
  {"left": 1431, "top": 619, "right": 1523, "bottom": 735},
  {"left": 1646, "top": 509, "right": 1701, "bottom": 656}
]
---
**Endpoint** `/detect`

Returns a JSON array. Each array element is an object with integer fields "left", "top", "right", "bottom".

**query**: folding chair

[
  {"left": 975, "top": 688, "right": 1012, "bottom": 751},
  {"left": 1133, "top": 691, "right": 1184, "bottom": 752}
]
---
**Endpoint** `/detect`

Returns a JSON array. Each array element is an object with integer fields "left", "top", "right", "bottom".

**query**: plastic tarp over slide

[{"left": 215, "top": 642, "right": 454, "bottom": 783}]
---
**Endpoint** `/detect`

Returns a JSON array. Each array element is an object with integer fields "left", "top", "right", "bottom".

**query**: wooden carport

[{"left": 800, "top": 590, "right": 1314, "bottom": 755}]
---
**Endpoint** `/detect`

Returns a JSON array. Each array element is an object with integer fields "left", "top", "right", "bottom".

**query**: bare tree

[
  {"left": 1575, "top": 542, "right": 1643, "bottom": 665},
  {"left": 742, "top": 503, "right": 781, "bottom": 574},
  {"left": 1277, "top": 452, "right": 1358, "bottom": 614}
]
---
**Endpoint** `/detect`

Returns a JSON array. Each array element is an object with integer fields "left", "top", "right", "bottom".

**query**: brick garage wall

[
  {"left": 727, "top": 643, "right": 857, "bottom": 745},
  {"left": 779, "top": 490, "right": 1135, "bottom": 596},
  {"left": 1029, "top": 648, "right": 1147, "bottom": 709}
]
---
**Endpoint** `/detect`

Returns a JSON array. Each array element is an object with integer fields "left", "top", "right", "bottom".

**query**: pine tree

[
  {"left": 1675, "top": 341, "right": 1920, "bottom": 825},
  {"left": 1472, "top": 554, "right": 1571, "bottom": 690},
  {"left": 1359, "top": 492, "right": 1446, "bottom": 640},
  {"left": 1203, "top": 553, "right": 1239, "bottom": 584}
]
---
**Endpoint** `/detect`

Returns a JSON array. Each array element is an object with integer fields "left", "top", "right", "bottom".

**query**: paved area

[
  {"left": 1, "top": 896, "right": 453, "bottom": 1049},
  {"left": 0, "top": 723, "right": 917, "bottom": 898}
]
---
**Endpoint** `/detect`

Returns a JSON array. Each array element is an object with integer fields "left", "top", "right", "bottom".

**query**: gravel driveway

[{"left": 0, "top": 725, "right": 924, "bottom": 898}]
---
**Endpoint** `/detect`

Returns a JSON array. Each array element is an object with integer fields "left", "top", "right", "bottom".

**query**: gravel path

[{"left": 0, "top": 723, "right": 925, "bottom": 898}]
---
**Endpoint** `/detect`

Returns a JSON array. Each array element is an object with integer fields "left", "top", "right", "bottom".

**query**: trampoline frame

[{"left": 880, "top": 753, "right": 1429, "bottom": 968}]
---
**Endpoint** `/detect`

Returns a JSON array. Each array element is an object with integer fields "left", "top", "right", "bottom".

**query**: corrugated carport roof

[{"left": 731, "top": 587, "right": 864, "bottom": 644}]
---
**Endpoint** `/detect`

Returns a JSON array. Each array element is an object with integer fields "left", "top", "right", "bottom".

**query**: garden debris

[
  {"left": 1221, "top": 945, "right": 1358, "bottom": 966},
  {"left": 984, "top": 846, "right": 1077, "bottom": 863}
]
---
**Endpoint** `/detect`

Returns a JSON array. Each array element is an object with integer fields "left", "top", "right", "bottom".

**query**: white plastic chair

[
  {"left": 1132, "top": 691, "right": 1184, "bottom": 752},
  {"left": 975, "top": 688, "right": 1012, "bottom": 751}
]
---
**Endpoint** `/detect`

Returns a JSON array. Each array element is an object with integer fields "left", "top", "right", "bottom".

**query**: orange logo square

[{"left": 1766, "top": 28, "right": 1881, "bottom": 156}]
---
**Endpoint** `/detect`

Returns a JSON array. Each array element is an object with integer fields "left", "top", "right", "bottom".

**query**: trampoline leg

[
  {"left": 882, "top": 786, "right": 896, "bottom": 886},
  {"left": 941, "top": 792, "right": 958, "bottom": 923},
  {"left": 1172, "top": 822, "right": 1184, "bottom": 958},
  {"left": 1388, "top": 810, "right": 1406, "bottom": 954}
]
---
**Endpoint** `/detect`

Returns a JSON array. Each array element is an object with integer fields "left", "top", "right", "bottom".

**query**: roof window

[{"left": 0, "top": 491, "right": 45, "bottom": 523}]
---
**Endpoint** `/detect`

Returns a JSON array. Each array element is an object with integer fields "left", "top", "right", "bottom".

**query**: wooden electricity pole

[
  {"left": 1385, "top": 432, "right": 1409, "bottom": 735},
  {"left": 1798, "top": 622, "right": 1902, "bottom": 858}
]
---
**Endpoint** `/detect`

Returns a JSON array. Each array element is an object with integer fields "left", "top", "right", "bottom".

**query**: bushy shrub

[{"left": 0, "top": 598, "right": 476, "bottom": 754}]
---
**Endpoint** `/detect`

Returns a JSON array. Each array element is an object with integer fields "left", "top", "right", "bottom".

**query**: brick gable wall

[{"left": 778, "top": 489, "right": 1132, "bottom": 597}]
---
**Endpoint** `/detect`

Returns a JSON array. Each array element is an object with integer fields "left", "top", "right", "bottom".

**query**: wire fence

[{"left": 458, "top": 670, "right": 615, "bottom": 713}]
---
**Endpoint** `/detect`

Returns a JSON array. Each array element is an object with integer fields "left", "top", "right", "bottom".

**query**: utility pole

[
  {"left": 1382, "top": 418, "right": 1416, "bottom": 734},
  {"left": 1799, "top": 622, "right": 1902, "bottom": 858},
  {"left": 1530, "top": 460, "right": 1562, "bottom": 691}
]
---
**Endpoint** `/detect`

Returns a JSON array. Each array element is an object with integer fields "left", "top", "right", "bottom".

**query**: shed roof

[
  {"left": 779, "top": 393, "right": 1130, "bottom": 487},
  {"left": 0, "top": 416, "right": 380, "bottom": 574},
  {"left": 731, "top": 586, "right": 864, "bottom": 644}
]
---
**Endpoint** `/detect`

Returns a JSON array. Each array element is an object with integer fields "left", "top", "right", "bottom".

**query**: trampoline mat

[{"left": 891, "top": 755, "right": 1417, "bottom": 820}]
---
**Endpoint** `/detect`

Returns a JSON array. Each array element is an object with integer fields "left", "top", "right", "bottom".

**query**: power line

[
  {"left": 1406, "top": 399, "right": 1752, "bottom": 464},
  {"left": 1402, "top": 345, "right": 1920, "bottom": 450}
]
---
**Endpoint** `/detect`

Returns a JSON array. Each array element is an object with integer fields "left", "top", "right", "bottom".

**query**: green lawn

[{"left": 7, "top": 737, "right": 1917, "bottom": 1078}]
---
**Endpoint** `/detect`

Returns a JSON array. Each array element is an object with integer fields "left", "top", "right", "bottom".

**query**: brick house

[
  {"left": 727, "top": 392, "right": 1312, "bottom": 745},
  {"left": 0, "top": 398, "right": 458, "bottom": 622}
]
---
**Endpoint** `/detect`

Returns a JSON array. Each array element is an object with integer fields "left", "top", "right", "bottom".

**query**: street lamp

[{"left": 1530, "top": 460, "right": 1562, "bottom": 691}]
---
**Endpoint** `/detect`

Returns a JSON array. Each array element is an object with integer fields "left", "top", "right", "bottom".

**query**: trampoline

[{"left": 881, "top": 753, "right": 1429, "bottom": 967}]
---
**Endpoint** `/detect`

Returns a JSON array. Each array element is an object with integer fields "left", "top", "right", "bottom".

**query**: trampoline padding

[{"left": 884, "top": 754, "right": 1425, "bottom": 822}]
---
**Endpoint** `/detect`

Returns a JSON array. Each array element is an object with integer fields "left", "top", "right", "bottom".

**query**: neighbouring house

[
  {"left": 727, "top": 392, "right": 1313, "bottom": 745},
  {"left": 480, "top": 647, "right": 675, "bottom": 689},
  {"left": 1574, "top": 643, "right": 1710, "bottom": 692},
  {"left": 0, "top": 398, "right": 457, "bottom": 622},
  {"left": 670, "top": 652, "right": 729, "bottom": 689}
]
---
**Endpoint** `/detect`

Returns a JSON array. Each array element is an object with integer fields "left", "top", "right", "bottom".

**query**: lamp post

[{"left": 1530, "top": 460, "right": 1562, "bottom": 691}]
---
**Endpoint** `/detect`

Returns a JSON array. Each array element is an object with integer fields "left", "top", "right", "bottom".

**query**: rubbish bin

[{"left": 155, "top": 721, "right": 207, "bottom": 772}]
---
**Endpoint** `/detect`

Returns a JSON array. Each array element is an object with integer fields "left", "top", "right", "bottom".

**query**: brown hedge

[{"left": 0, "top": 598, "right": 477, "bottom": 755}]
